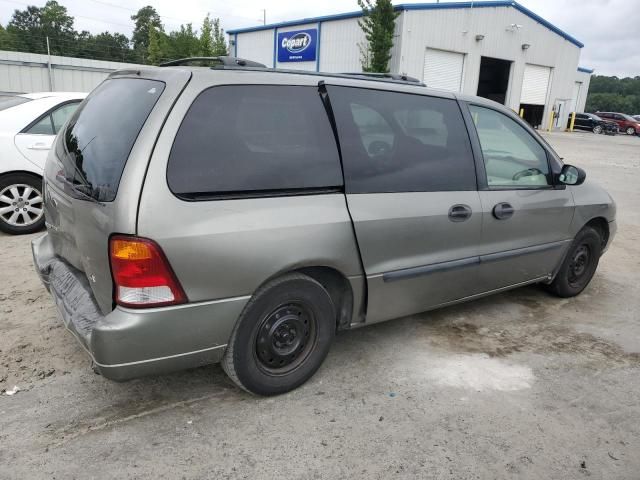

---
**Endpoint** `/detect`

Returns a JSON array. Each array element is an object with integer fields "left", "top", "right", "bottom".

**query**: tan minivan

[{"left": 33, "top": 58, "right": 616, "bottom": 395}]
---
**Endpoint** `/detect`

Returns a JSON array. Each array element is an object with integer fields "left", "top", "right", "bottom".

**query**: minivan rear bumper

[{"left": 31, "top": 233, "right": 248, "bottom": 381}]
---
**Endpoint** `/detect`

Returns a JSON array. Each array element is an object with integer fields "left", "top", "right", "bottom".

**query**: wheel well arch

[
  {"left": 584, "top": 217, "right": 609, "bottom": 249},
  {"left": 0, "top": 170, "right": 43, "bottom": 184},
  {"left": 294, "top": 266, "right": 354, "bottom": 331}
]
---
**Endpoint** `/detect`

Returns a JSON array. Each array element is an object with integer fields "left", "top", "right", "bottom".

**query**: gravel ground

[{"left": 1, "top": 131, "right": 639, "bottom": 479}]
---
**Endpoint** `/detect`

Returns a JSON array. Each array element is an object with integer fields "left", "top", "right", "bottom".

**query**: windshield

[
  {"left": 57, "top": 78, "right": 164, "bottom": 202},
  {"left": 0, "top": 95, "right": 31, "bottom": 111}
]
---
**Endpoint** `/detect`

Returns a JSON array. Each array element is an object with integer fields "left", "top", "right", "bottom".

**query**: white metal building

[
  {"left": 0, "top": 50, "right": 142, "bottom": 94},
  {"left": 228, "top": 0, "right": 594, "bottom": 129}
]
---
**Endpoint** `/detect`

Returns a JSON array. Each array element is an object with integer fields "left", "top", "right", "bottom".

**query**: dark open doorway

[
  {"left": 477, "top": 56, "right": 511, "bottom": 105},
  {"left": 519, "top": 104, "right": 545, "bottom": 129}
]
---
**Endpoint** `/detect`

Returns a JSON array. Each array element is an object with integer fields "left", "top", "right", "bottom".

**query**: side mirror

[{"left": 558, "top": 164, "right": 586, "bottom": 186}]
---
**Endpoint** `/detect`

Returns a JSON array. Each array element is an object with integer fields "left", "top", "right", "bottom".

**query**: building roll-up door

[
  {"left": 423, "top": 48, "right": 464, "bottom": 92},
  {"left": 520, "top": 64, "right": 551, "bottom": 105}
]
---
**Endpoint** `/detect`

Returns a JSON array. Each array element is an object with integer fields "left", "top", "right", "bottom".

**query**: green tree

[
  {"left": 147, "top": 25, "right": 162, "bottom": 64},
  {"left": 0, "top": 24, "right": 16, "bottom": 51},
  {"left": 357, "top": 0, "right": 398, "bottom": 72},
  {"left": 7, "top": 0, "right": 75, "bottom": 55},
  {"left": 167, "top": 23, "right": 200, "bottom": 59},
  {"left": 131, "top": 6, "right": 162, "bottom": 53},
  {"left": 199, "top": 14, "right": 214, "bottom": 56},
  {"left": 198, "top": 15, "right": 227, "bottom": 57},
  {"left": 585, "top": 75, "right": 640, "bottom": 114},
  {"left": 211, "top": 17, "right": 227, "bottom": 55},
  {"left": 75, "top": 31, "right": 134, "bottom": 62}
]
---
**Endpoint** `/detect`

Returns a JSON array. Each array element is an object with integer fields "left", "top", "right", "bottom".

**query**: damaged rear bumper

[{"left": 31, "top": 233, "right": 248, "bottom": 381}]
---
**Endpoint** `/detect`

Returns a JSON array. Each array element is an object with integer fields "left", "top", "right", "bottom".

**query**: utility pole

[
  {"left": 262, "top": 9, "right": 266, "bottom": 25},
  {"left": 46, "top": 36, "right": 54, "bottom": 92}
]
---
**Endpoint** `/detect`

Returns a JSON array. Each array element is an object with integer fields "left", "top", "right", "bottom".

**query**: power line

[{"left": 0, "top": 0, "right": 135, "bottom": 29}]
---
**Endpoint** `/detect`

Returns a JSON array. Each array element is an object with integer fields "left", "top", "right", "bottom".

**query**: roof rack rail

[
  {"left": 159, "top": 56, "right": 266, "bottom": 68},
  {"left": 340, "top": 72, "right": 424, "bottom": 85}
]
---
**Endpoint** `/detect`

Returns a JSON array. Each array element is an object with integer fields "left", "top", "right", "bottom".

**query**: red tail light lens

[{"left": 109, "top": 235, "right": 187, "bottom": 308}]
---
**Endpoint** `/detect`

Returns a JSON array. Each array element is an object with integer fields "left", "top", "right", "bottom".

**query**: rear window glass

[
  {"left": 0, "top": 95, "right": 31, "bottom": 111},
  {"left": 167, "top": 85, "right": 342, "bottom": 196},
  {"left": 58, "top": 78, "right": 164, "bottom": 202}
]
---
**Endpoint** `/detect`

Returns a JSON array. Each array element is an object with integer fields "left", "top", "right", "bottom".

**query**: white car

[{"left": 0, "top": 92, "right": 86, "bottom": 234}]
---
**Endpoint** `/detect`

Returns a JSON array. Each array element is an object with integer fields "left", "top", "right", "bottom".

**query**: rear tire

[
  {"left": 222, "top": 273, "right": 335, "bottom": 396},
  {"left": 545, "top": 227, "right": 602, "bottom": 298},
  {"left": 0, "top": 173, "right": 45, "bottom": 235}
]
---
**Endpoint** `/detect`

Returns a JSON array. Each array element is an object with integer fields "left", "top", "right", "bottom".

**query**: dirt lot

[{"left": 1, "top": 131, "right": 639, "bottom": 479}]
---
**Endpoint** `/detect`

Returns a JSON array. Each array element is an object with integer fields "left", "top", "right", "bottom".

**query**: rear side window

[
  {"left": 327, "top": 86, "right": 476, "bottom": 193},
  {"left": 58, "top": 78, "right": 164, "bottom": 202},
  {"left": 24, "top": 102, "right": 81, "bottom": 135},
  {"left": 167, "top": 85, "right": 342, "bottom": 197}
]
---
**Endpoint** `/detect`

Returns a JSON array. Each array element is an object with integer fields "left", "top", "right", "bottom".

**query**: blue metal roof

[
  {"left": 577, "top": 67, "right": 594, "bottom": 74},
  {"left": 227, "top": 1, "right": 584, "bottom": 49}
]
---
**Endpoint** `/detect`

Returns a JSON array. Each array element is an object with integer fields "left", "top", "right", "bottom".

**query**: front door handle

[
  {"left": 493, "top": 202, "right": 515, "bottom": 220},
  {"left": 28, "top": 142, "right": 50, "bottom": 150},
  {"left": 448, "top": 204, "right": 472, "bottom": 222}
]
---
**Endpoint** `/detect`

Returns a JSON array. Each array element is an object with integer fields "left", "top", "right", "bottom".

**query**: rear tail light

[{"left": 109, "top": 235, "right": 187, "bottom": 308}]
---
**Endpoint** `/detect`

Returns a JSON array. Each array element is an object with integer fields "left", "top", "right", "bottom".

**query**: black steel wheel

[
  {"left": 545, "top": 226, "right": 602, "bottom": 298},
  {"left": 567, "top": 244, "right": 591, "bottom": 288},
  {"left": 254, "top": 301, "right": 317, "bottom": 375},
  {"left": 222, "top": 273, "right": 335, "bottom": 396}
]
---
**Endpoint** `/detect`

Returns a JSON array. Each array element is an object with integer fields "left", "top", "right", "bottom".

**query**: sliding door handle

[
  {"left": 448, "top": 204, "right": 472, "bottom": 222},
  {"left": 493, "top": 202, "right": 514, "bottom": 220}
]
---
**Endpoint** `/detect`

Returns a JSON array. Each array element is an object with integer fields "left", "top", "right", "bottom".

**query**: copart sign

[{"left": 277, "top": 29, "right": 317, "bottom": 62}]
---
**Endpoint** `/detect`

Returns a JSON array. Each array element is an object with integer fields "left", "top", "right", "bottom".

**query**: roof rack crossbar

[
  {"left": 159, "top": 56, "right": 266, "bottom": 68},
  {"left": 340, "top": 72, "right": 424, "bottom": 85}
]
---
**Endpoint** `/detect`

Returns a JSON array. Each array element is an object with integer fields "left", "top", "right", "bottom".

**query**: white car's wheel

[{"left": 0, "top": 173, "right": 45, "bottom": 235}]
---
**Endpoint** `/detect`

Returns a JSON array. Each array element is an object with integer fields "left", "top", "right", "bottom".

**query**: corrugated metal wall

[
  {"left": 399, "top": 7, "right": 581, "bottom": 127},
  {"left": 319, "top": 18, "right": 365, "bottom": 72},
  {"left": 0, "top": 50, "right": 142, "bottom": 93},
  {"left": 234, "top": 29, "right": 274, "bottom": 68},
  {"left": 231, "top": 5, "right": 584, "bottom": 129}
]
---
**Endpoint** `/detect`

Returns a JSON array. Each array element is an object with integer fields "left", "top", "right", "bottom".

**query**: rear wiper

[{"left": 70, "top": 182, "right": 102, "bottom": 204}]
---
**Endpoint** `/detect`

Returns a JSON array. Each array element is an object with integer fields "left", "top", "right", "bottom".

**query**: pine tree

[
  {"left": 199, "top": 14, "right": 214, "bottom": 57},
  {"left": 357, "top": 0, "right": 398, "bottom": 73},
  {"left": 147, "top": 25, "right": 162, "bottom": 64},
  {"left": 211, "top": 17, "right": 227, "bottom": 56}
]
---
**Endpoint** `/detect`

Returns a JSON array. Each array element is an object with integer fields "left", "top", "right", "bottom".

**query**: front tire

[
  {"left": 626, "top": 127, "right": 635, "bottom": 135},
  {"left": 222, "top": 273, "right": 335, "bottom": 395},
  {"left": 0, "top": 173, "right": 45, "bottom": 235},
  {"left": 546, "top": 227, "right": 602, "bottom": 298},
  {"left": 592, "top": 125, "right": 603, "bottom": 134}
]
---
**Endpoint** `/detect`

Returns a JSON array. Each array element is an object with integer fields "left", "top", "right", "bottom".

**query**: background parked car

[
  {"left": 633, "top": 115, "right": 640, "bottom": 122},
  {"left": 0, "top": 92, "right": 86, "bottom": 234},
  {"left": 595, "top": 111, "right": 640, "bottom": 135},
  {"left": 568, "top": 112, "right": 617, "bottom": 135}
]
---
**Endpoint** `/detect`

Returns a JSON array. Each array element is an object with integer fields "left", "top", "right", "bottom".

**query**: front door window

[{"left": 469, "top": 105, "right": 551, "bottom": 188}]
